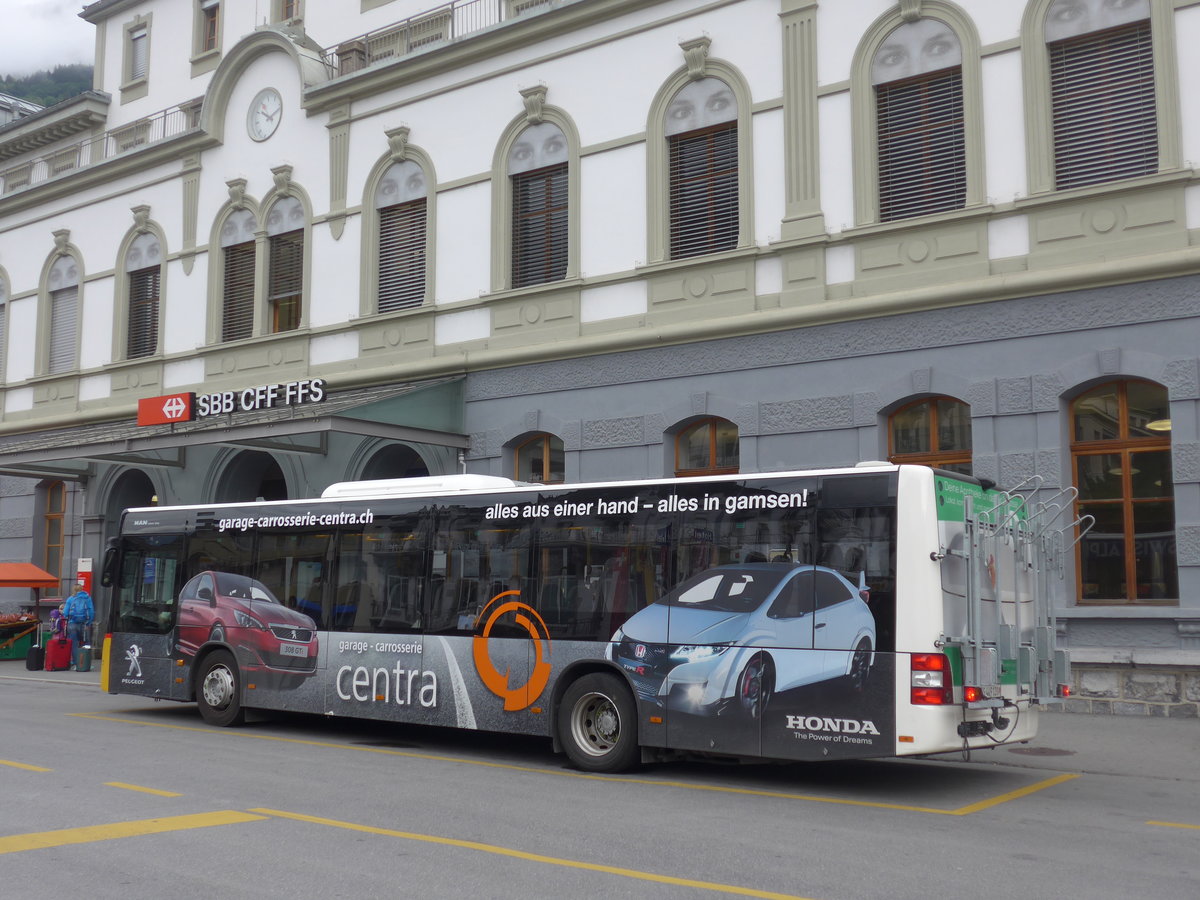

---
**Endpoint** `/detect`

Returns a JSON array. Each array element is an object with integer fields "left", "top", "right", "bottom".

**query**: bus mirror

[{"left": 100, "top": 546, "right": 119, "bottom": 588}]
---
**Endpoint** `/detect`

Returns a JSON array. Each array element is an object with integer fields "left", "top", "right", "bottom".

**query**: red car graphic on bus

[{"left": 176, "top": 571, "right": 318, "bottom": 687}]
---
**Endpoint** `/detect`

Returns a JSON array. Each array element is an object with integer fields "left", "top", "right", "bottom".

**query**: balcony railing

[
  {"left": 0, "top": 98, "right": 203, "bottom": 196},
  {"left": 325, "top": 0, "right": 560, "bottom": 76}
]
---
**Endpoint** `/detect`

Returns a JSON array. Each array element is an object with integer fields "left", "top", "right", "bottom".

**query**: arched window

[
  {"left": 675, "top": 417, "right": 739, "bottom": 477},
  {"left": 666, "top": 77, "right": 738, "bottom": 259},
  {"left": 220, "top": 208, "right": 256, "bottom": 342},
  {"left": 266, "top": 196, "right": 304, "bottom": 333},
  {"left": 1044, "top": 0, "right": 1156, "bottom": 190},
  {"left": 375, "top": 160, "right": 427, "bottom": 312},
  {"left": 888, "top": 397, "right": 972, "bottom": 474},
  {"left": 514, "top": 433, "right": 564, "bottom": 484},
  {"left": 1072, "top": 380, "right": 1176, "bottom": 603},
  {"left": 46, "top": 255, "right": 80, "bottom": 374},
  {"left": 125, "top": 232, "right": 162, "bottom": 358},
  {"left": 871, "top": 18, "right": 964, "bottom": 221},
  {"left": 509, "top": 122, "right": 568, "bottom": 287}
]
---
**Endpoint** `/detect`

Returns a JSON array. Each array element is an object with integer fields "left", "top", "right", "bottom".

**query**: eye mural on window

[
  {"left": 870, "top": 18, "right": 962, "bottom": 83},
  {"left": 375, "top": 160, "right": 428, "bottom": 312},
  {"left": 1044, "top": 0, "right": 1149, "bottom": 42},
  {"left": 666, "top": 77, "right": 739, "bottom": 260},
  {"left": 509, "top": 122, "right": 569, "bottom": 288}
]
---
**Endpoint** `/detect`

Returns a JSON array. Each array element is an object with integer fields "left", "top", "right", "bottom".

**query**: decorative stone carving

[
  {"left": 271, "top": 164, "right": 294, "bottom": 197},
  {"left": 227, "top": 177, "right": 248, "bottom": 209},
  {"left": 680, "top": 36, "right": 711, "bottom": 80},
  {"left": 899, "top": 0, "right": 922, "bottom": 23},
  {"left": 520, "top": 85, "right": 547, "bottom": 125},
  {"left": 386, "top": 125, "right": 410, "bottom": 162},
  {"left": 131, "top": 204, "right": 151, "bottom": 234},
  {"left": 52, "top": 228, "right": 70, "bottom": 252}
]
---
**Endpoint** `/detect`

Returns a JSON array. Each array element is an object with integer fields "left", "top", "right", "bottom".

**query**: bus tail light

[{"left": 910, "top": 653, "right": 953, "bottom": 705}]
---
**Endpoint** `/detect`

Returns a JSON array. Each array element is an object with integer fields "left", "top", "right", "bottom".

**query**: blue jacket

[{"left": 64, "top": 590, "right": 93, "bottom": 624}]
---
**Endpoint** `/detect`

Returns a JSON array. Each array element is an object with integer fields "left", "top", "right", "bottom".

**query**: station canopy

[{"left": 0, "top": 376, "right": 467, "bottom": 481}]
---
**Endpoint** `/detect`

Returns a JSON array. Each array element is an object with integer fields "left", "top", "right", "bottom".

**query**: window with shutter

[
  {"left": 220, "top": 208, "right": 257, "bottom": 343},
  {"left": 508, "top": 123, "right": 568, "bottom": 288},
  {"left": 1047, "top": 13, "right": 1156, "bottom": 190},
  {"left": 130, "top": 26, "right": 148, "bottom": 80},
  {"left": 375, "top": 160, "right": 427, "bottom": 312},
  {"left": 665, "top": 78, "right": 738, "bottom": 260},
  {"left": 125, "top": 232, "right": 161, "bottom": 359},
  {"left": 871, "top": 19, "right": 965, "bottom": 222},
  {"left": 267, "top": 196, "right": 304, "bottom": 333},
  {"left": 46, "top": 255, "right": 79, "bottom": 374}
]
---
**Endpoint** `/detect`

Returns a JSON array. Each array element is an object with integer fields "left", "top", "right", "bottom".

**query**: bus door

[{"left": 108, "top": 534, "right": 188, "bottom": 700}]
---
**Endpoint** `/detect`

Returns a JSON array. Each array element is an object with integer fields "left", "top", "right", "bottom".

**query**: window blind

[
  {"left": 126, "top": 266, "right": 160, "bottom": 359},
  {"left": 876, "top": 68, "right": 966, "bottom": 222},
  {"left": 668, "top": 123, "right": 738, "bottom": 260},
  {"left": 378, "top": 198, "right": 426, "bottom": 312},
  {"left": 511, "top": 163, "right": 568, "bottom": 288},
  {"left": 222, "top": 242, "right": 255, "bottom": 342},
  {"left": 268, "top": 230, "right": 303, "bottom": 333},
  {"left": 48, "top": 286, "right": 78, "bottom": 374},
  {"left": 130, "top": 27, "right": 148, "bottom": 80},
  {"left": 1049, "top": 21, "right": 1156, "bottom": 190}
]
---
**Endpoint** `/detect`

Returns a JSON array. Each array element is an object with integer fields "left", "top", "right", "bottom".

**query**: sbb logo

[{"left": 137, "top": 392, "right": 195, "bottom": 426}]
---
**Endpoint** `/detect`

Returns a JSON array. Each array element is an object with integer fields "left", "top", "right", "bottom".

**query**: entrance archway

[
  {"left": 215, "top": 451, "right": 288, "bottom": 502},
  {"left": 361, "top": 444, "right": 430, "bottom": 480}
]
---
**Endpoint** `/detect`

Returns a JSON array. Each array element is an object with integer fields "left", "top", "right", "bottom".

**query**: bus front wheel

[
  {"left": 196, "top": 650, "right": 245, "bottom": 727},
  {"left": 558, "top": 673, "right": 639, "bottom": 773}
]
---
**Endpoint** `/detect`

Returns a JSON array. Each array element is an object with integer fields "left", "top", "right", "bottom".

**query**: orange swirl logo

[{"left": 471, "top": 590, "right": 553, "bottom": 711}]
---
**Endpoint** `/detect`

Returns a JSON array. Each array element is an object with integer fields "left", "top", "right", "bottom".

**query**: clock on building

[{"left": 247, "top": 87, "right": 282, "bottom": 141}]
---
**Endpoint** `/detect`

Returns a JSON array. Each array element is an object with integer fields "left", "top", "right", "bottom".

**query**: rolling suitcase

[
  {"left": 25, "top": 642, "right": 44, "bottom": 671},
  {"left": 74, "top": 645, "right": 92, "bottom": 673},
  {"left": 44, "top": 635, "right": 73, "bottom": 672}
]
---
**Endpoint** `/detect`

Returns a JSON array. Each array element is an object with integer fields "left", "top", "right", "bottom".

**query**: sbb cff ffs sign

[{"left": 137, "top": 379, "right": 326, "bottom": 427}]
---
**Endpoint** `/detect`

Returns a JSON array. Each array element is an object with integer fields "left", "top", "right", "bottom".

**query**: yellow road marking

[
  {"left": 0, "top": 811, "right": 266, "bottom": 855},
  {"left": 948, "top": 773, "right": 1080, "bottom": 815},
  {"left": 74, "top": 712, "right": 1077, "bottom": 816},
  {"left": 252, "top": 807, "right": 814, "bottom": 900},
  {"left": 0, "top": 759, "right": 52, "bottom": 772},
  {"left": 104, "top": 782, "right": 182, "bottom": 797},
  {"left": 1147, "top": 820, "right": 1200, "bottom": 831}
]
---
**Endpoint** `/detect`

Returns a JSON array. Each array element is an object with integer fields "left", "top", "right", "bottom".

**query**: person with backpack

[{"left": 62, "top": 578, "right": 94, "bottom": 653}]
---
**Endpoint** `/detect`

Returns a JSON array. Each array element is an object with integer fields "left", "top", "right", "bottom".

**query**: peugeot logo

[{"left": 634, "top": 644, "right": 647, "bottom": 659}]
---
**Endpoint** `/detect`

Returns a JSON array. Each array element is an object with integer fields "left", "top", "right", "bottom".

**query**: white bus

[{"left": 100, "top": 463, "right": 1072, "bottom": 772}]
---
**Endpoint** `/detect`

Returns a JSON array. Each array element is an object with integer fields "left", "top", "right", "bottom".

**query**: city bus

[{"left": 100, "top": 463, "right": 1073, "bottom": 773}]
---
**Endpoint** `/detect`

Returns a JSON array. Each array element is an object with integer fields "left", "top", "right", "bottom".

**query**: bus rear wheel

[
  {"left": 558, "top": 672, "right": 639, "bottom": 773},
  {"left": 196, "top": 650, "right": 244, "bottom": 726}
]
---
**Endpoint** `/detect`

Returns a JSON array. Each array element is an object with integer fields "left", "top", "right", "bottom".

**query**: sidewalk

[{"left": 0, "top": 656, "right": 102, "bottom": 686}]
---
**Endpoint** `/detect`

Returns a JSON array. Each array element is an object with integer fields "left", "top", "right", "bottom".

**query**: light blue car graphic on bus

[{"left": 608, "top": 564, "right": 876, "bottom": 719}]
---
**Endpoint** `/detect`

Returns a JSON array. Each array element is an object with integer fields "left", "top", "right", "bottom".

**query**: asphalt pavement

[{"left": 2, "top": 658, "right": 1195, "bottom": 781}]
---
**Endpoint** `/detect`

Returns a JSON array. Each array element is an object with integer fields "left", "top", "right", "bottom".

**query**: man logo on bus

[{"left": 471, "top": 590, "right": 552, "bottom": 711}]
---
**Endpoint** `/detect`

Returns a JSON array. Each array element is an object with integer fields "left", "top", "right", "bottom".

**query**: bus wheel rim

[
  {"left": 571, "top": 691, "right": 620, "bottom": 757},
  {"left": 202, "top": 665, "right": 235, "bottom": 709}
]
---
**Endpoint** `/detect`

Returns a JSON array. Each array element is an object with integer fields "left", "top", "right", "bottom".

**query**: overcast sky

[{"left": 1, "top": 0, "right": 95, "bottom": 78}]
